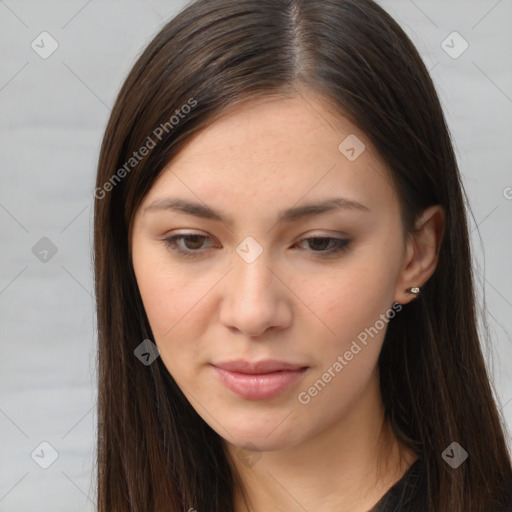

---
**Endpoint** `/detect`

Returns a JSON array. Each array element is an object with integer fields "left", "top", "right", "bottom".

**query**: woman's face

[{"left": 130, "top": 92, "right": 411, "bottom": 451}]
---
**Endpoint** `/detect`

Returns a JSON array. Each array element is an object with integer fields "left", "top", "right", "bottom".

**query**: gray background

[{"left": 1, "top": 0, "right": 511, "bottom": 510}]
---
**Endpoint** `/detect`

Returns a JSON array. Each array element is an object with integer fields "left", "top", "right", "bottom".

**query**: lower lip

[{"left": 212, "top": 366, "right": 308, "bottom": 400}]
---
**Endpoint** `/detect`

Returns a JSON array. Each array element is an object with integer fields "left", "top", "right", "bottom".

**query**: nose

[{"left": 219, "top": 256, "right": 292, "bottom": 338}]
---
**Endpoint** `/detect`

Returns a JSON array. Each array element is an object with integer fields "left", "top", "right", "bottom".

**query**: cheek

[
  {"left": 291, "top": 256, "right": 398, "bottom": 345},
  {"left": 288, "top": 242, "right": 401, "bottom": 390},
  {"left": 133, "top": 242, "right": 197, "bottom": 335},
  {"left": 132, "top": 245, "right": 221, "bottom": 381},
  {"left": 135, "top": 271, "right": 201, "bottom": 385},
  {"left": 132, "top": 245, "right": 186, "bottom": 353},
  {"left": 290, "top": 273, "right": 392, "bottom": 432},
  {"left": 133, "top": 267, "right": 178, "bottom": 338}
]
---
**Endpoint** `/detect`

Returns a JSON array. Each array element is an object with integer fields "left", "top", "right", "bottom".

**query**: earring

[{"left": 406, "top": 286, "right": 420, "bottom": 295}]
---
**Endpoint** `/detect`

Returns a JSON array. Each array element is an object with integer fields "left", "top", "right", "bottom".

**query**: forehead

[{"left": 139, "top": 92, "right": 398, "bottom": 221}]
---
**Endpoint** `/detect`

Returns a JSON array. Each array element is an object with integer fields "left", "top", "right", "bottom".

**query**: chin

[
  {"left": 226, "top": 431, "right": 296, "bottom": 453},
  {"left": 212, "top": 408, "right": 302, "bottom": 451}
]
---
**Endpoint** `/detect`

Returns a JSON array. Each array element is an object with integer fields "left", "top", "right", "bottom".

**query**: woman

[{"left": 93, "top": 0, "right": 512, "bottom": 510}]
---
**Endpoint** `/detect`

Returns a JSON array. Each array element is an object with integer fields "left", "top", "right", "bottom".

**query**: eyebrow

[{"left": 144, "top": 196, "right": 370, "bottom": 224}]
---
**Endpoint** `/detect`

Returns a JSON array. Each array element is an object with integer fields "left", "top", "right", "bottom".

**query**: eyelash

[{"left": 163, "top": 233, "right": 351, "bottom": 258}]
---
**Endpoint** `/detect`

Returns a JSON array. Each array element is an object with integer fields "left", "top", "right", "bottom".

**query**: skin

[{"left": 130, "top": 90, "right": 445, "bottom": 512}]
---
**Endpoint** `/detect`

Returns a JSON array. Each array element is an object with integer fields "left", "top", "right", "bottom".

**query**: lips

[
  {"left": 211, "top": 359, "right": 309, "bottom": 400},
  {"left": 214, "top": 359, "right": 307, "bottom": 374}
]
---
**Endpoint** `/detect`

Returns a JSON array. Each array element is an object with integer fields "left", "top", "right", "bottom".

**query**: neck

[{"left": 227, "top": 373, "right": 417, "bottom": 512}]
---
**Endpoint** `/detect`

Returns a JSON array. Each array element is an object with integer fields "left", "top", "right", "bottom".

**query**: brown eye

[
  {"left": 163, "top": 233, "right": 215, "bottom": 257},
  {"left": 306, "top": 238, "right": 333, "bottom": 251},
  {"left": 295, "top": 237, "right": 351, "bottom": 256},
  {"left": 181, "top": 235, "right": 207, "bottom": 250}
]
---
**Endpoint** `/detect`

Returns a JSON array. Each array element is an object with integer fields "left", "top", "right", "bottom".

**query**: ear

[{"left": 394, "top": 205, "right": 445, "bottom": 305}]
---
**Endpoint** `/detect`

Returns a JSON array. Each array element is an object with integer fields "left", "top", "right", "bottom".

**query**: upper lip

[{"left": 212, "top": 359, "right": 308, "bottom": 374}]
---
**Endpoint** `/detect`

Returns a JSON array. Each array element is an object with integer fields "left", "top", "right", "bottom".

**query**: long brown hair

[{"left": 93, "top": 0, "right": 512, "bottom": 510}]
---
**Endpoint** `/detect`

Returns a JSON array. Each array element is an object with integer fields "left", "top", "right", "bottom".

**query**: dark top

[
  {"left": 368, "top": 457, "right": 512, "bottom": 512},
  {"left": 368, "top": 458, "right": 426, "bottom": 512}
]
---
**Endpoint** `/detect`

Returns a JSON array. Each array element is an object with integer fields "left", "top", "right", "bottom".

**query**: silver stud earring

[{"left": 406, "top": 286, "right": 420, "bottom": 295}]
